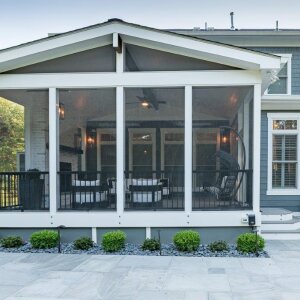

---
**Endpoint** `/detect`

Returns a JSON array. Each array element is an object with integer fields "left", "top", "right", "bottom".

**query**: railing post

[{"left": 49, "top": 88, "right": 58, "bottom": 214}]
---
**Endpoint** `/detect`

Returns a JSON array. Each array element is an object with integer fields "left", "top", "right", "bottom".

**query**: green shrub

[
  {"left": 102, "top": 230, "right": 126, "bottom": 252},
  {"left": 173, "top": 230, "right": 200, "bottom": 252},
  {"left": 236, "top": 233, "right": 265, "bottom": 253},
  {"left": 74, "top": 236, "right": 93, "bottom": 250},
  {"left": 30, "top": 230, "right": 59, "bottom": 249},
  {"left": 142, "top": 238, "right": 160, "bottom": 251},
  {"left": 0, "top": 236, "right": 24, "bottom": 248},
  {"left": 208, "top": 240, "right": 229, "bottom": 252}
]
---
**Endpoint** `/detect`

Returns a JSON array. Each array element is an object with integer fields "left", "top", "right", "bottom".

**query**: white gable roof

[{"left": 0, "top": 19, "right": 281, "bottom": 72}]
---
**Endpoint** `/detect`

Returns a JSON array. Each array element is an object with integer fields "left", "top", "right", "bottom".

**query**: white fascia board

[
  {"left": 0, "top": 22, "right": 280, "bottom": 72},
  {"left": 114, "top": 23, "right": 281, "bottom": 70}
]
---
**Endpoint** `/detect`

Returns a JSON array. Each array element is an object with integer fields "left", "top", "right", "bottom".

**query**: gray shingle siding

[{"left": 252, "top": 46, "right": 300, "bottom": 211}]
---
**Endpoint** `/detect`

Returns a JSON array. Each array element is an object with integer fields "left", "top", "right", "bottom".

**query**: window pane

[
  {"left": 273, "top": 135, "right": 283, "bottom": 160},
  {"left": 285, "top": 135, "right": 297, "bottom": 161},
  {"left": 284, "top": 163, "right": 297, "bottom": 187},
  {"left": 268, "top": 78, "right": 287, "bottom": 94},
  {"left": 278, "top": 62, "right": 288, "bottom": 77},
  {"left": 273, "top": 120, "right": 297, "bottom": 130},
  {"left": 272, "top": 163, "right": 282, "bottom": 187}
]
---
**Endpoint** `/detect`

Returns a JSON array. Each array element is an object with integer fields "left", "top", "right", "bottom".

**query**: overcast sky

[{"left": 1, "top": 0, "right": 300, "bottom": 49}]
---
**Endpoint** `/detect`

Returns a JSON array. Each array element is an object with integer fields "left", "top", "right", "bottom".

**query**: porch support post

[
  {"left": 185, "top": 85, "right": 193, "bottom": 214},
  {"left": 252, "top": 83, "right": 261, "bottom": 214},
  {"left": 116, "top": 86, "right": 124, "bottom": 215},
  {"left": 49, "top": 88, "right": 58, "bottom": 214}
]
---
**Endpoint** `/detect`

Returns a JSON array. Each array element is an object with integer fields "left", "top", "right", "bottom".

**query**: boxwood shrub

[
  {"left": 102, "top": 230, "right": 126, "bottom": 252},
  {"left": 30, "top": 230, "right": 59, "bottom": 249},
  {"left": 173, "top": 230, "right": 200, "bottom": 252},
  {"left": 236, "top": 233, "right": 265, "bottom": 253},
  {"left": 208, "top": 240, "right": 229, "bottom": 252},
  {"left": 74, "top": 236, "right": 93, "bottom": 250},
  {"left": 142, "top": 238, "right": 160, "bottom": 251},
  {"left": 0, "top": 236, "right": 24, "bottom": 248}
]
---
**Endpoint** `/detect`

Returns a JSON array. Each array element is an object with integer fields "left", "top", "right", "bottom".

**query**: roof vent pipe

[
  {"left": 230, "top": 12, "right": 235, "bottom": 30},
  {"left": 276, "top": 20, "right": 279, "bottom": 31},
  {"left": 205, "top": 22, "right": 208, "bottom": 30}
]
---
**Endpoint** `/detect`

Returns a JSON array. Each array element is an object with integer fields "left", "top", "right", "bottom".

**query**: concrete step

[
  {"left": 261, "top": 208, "right": 293, "bottom": 222},
  {"left": 261, "top": 216, "right": 300, "bottom": 231},
  {"left": 261, "top": 229, "right": 300, "bottom": 240}
]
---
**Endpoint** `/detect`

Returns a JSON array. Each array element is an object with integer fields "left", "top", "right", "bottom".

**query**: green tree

[{"left": 0, "top": 97, "right": 24, "bottom": 172}]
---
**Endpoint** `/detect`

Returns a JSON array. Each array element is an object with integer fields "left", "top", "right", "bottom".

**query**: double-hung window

[
  {"left": 268, "top": 113, "right": 299, "bottom": 195},
  {"left": 266, "top": 54, "right": 292, "bottom": 95}
]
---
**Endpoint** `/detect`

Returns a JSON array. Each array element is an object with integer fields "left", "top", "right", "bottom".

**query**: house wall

[
  {"left": 252, "top": 47, "right": 300, "bottom": 211},
  {"left": 260, "top": 111, "right": 300, "bottom": 211}
]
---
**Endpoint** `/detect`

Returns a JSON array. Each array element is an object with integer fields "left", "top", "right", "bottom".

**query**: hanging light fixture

[{"left": 59, "top": 103, "right": 65, "bottom": 120}]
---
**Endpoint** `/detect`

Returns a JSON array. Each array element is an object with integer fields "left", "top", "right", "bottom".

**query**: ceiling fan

[{"left": 127, "top": 89, "right": 167, "bottom": 110}]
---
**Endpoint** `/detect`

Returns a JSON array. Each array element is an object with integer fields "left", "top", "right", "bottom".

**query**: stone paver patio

[{"left": 0, "top": 240, "right": 299, "bottom": 299}]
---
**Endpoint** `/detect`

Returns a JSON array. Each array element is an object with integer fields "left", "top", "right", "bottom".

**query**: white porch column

[
  {"left": 116, "top": 86, "right": 124, "bottom": 215},
  {"left": 49, "top": 88, "right": 58, "bottom": 214},
  {"left": 184, "top": 86, "right": 193, "bottom": 213},
  {"left": 252, "top": 83, "right": 261, "bottom": 214}
]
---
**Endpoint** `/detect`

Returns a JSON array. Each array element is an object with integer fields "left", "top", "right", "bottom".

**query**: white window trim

[
  {"left": 265, "top": 53, "right": 292, "bottom": 96},
  {"left": 267, "top": 112, "right": 300, "bottom": 195}
]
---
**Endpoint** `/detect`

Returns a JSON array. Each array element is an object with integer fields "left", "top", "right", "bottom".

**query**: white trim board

[{"left": 0, "top": 20, "right": 280, "bottom": 72}]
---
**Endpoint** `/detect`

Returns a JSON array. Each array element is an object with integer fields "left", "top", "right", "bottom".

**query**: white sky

[{"left": 1, "top": 0, "right": 300, "bottom": 49}]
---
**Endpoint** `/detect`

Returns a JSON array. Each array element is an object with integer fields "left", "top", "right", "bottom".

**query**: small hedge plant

[
  {"left": 0, "top": 236, "right": 24, "bottom": 248},
  {"left": 30, "top": 230, "right": 59, "bottom": 249},
  {"left": 142, "top": 238, "right": 160, "bottom": 251},
  {"left": 208, "top": 240, "right": 229, "bottom": 252},
  {"left": 236, "top": 233, "right": 265, "bottom": 253},
  {"left": 74, "top": 236, "right": 93, "bottom": 250},
  {"left": 102, "top": 230, "right": 126, "bottom": 252},
  {"left": 173, "top": 230, "right": 200, "bottom": 252}
]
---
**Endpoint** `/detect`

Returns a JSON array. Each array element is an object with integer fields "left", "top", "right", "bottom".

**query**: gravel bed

[{"left": 0, "top": 242, "right": 269, "bottom": 257}]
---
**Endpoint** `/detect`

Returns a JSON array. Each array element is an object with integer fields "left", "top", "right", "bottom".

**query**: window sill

[{"left": 267, "top": 189, "right": 300, "bottom": 196}]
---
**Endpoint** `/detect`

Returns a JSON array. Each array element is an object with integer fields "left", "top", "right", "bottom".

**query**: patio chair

[
  {"left": 128, "top": 178, "right": 163, "bottom": 208},
  {"left": 71, "top": 179, "right": 108, "bottom": 208},
  {"left": 201, "top": 150, "right": 241, "bottom": 205}
]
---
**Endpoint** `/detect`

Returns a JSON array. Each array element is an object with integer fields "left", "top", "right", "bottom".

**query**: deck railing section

[
  {"left": 58, "top": 171, "right": 116, "bottom": 210},
  {"left": 124, "top": 170, "right": 184, "bottom": 210},
  {"left": 0, "top": 169, "right": 252, "bottom": 212},
  {"left": 0, "top": 172, "right": 49, "bottom": 210}
]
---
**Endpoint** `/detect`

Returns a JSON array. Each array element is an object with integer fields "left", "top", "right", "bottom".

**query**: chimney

[
  {"left": 275, "top": 20, "right": 279, "bottom": 31},
  {"left": 230, "top": 12, "right": 235, "bottom": 30}
]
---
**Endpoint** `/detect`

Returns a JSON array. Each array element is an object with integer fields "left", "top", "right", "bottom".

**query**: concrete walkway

[{"left": 0, "top": 241, "right": 299, "bottom": 299}]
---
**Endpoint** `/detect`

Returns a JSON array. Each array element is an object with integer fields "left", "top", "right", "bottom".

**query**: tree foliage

[{"left": 0, "top": 97, "right": 24, "bottom": 171}]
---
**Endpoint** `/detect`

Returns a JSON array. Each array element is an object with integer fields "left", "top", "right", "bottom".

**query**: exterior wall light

[{"left": 59, "top": 103, "right": 65, "bottom": 120}]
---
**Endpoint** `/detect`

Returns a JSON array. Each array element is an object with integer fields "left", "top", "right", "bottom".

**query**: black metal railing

[
  {"left": 192, "top": 169, "right": 252, "bottom": 210},
  {"left": 124, "top": 170, "right": 184, "bottom": 210},
  {"left": 0, "top": 172, "right": 49, "bottom": 211},
  {"left": 58, "top": 171, "right": 116, "bottom": 210}
]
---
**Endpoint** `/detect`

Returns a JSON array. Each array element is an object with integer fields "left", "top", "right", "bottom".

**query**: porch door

[
  {"left": 193, "top": 129, "right": 219, "bottom": 187},
  {"left": 161, "top": 129, "right": 184, "bottom": 188},
  {"left": 97, "top": 129, "right": 116, "bottom": 180},
  {"left": 129, "top": 129, "right": 156, "bottom": 178}
]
